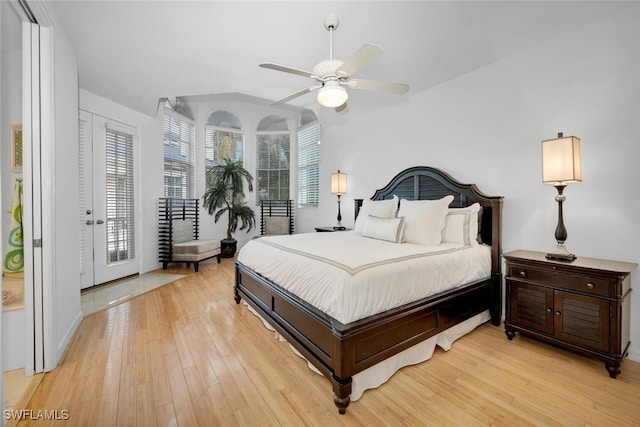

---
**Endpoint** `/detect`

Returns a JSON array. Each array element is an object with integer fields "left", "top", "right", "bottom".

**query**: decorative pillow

[
  {"left": 354, "top": 195, "right": 398, "bottom": 234},
  {"left": 361, "top": 215, "right": 405, "bottom": 243},
  {"left": 397, "top": 195, "right": 454, "bottom": 245},
  {"left": 172, "top": 219, "right": 194, "bottom": 244},
  {"left": 442, "top": 203, "right": 481, "bottom": 246}
]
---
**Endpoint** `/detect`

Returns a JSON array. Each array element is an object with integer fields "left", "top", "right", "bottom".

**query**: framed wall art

[{"left": 10, "top": 124, "right": 22, "bottom": 173}]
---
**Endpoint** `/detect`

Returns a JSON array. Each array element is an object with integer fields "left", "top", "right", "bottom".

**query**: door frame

[{"left": 79, "top": 111, "right": 140, "bottom": 288}]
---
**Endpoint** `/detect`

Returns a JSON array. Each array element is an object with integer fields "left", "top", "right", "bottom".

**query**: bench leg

[
  {"left": 162, "top": 261, "right": 168, "bottom": 270},
  {"left": 216, "top": 254, "right": 221, "bottom": 264}
]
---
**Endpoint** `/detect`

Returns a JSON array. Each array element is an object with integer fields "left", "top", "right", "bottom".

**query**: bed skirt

[{"left": 243, "top": 301, "right": 490, "bottom": 401}]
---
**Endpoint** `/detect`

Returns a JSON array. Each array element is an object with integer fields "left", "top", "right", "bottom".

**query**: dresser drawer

[{"left": 507, "top": 264, "right": 611, "bottom": 297}]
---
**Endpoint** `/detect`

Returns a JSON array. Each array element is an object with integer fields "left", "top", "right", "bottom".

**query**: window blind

[
  {"left": 105, "top": 127, "right": 135, "bottom": 264},
  {"left": 163, "top": 109, "right": 195, "bottom": 198},
  {"left": 297, "top": 122, "right": 319, "bottom": 207},
  {"left": 78, "top": 113, "right": 89, "bottom": 275},
  {"left": 256, "top": 131, "right": 290, "bottom": 202}
]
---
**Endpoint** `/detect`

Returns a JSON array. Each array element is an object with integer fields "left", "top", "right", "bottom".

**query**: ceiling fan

[{"left": 260, "top": 15, "right": 409, "bottom": 111}]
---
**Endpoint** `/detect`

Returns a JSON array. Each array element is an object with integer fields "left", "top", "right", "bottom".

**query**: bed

[{"left": 234, "top": 166, "right": 503, "bottom": 414}]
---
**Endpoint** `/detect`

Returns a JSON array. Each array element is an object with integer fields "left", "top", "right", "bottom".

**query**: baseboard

[{"left": 55, "top": 310, "right": 83, "bottom": 369}]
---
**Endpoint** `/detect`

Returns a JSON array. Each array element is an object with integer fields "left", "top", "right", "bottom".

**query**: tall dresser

[{"left": 503, "top": 250, "right": 637, "bottom": 378}]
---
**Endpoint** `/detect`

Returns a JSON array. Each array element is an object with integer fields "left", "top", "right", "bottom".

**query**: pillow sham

[
  {"left": 361, "top": 215, "right": 405, "bottom": 243},
  {"left": 442, "top": 203, "right": 481, "bottom": 246},
  {"left": 397, "top": 195, "right": 454, "bottom": 246},
  {"left": 354, "top": 195, "right": 398, "bottom": 234}
]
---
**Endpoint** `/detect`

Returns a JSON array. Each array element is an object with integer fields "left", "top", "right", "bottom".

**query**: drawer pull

[
  {"left": 519, "top": 271, "right": 526, "bottom": 277},
  {"left": 546, "top": 308, "right": 552, "bottom": 313},
  {"left": 586, "top": 282, "right": 595, "bottom": 289},
  {"left": 555, "top": 311, "right": 561, "bottom": 316}
]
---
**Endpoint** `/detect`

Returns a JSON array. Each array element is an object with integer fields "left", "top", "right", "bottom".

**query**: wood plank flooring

[{"left": 17, "top": 258, "right": 640, "bottom": 426}]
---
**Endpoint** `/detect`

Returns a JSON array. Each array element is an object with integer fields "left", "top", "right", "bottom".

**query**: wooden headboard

[{"left": 354, "top": 166, "right": 503, "bottom": 275}]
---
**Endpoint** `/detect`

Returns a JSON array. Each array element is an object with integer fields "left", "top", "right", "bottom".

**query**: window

[
  {"left": 297, "top": 122, "right": 319, "bottom": 207},
  {"left": 163, "top": 109, "right": 195, "bottom": 198},
  {"left": 204, "top": 126, "right": 243, "bottom": 180},
  {"left": 256, "top": 131, "right": 290, "bottom": 202}
]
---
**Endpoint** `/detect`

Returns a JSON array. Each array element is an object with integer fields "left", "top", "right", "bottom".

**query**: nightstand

[
  {"left": 504, "top": 250, "right": 637, "bottom": 378},
  {"left": 315, "top": 226, "right": 351, "bottom": 232}
]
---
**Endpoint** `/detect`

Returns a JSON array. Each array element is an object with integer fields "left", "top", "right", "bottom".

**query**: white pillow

[
  {"left": 442, "top": 203, "right": 481, "bottom": 246},
  {"left": 361, "top": 215, "right": 405, "bottom": 243},
  {"left": 354, "top": 195, "right": 398, "bottom": 234},
  {"left": 397, "top": 196, "right": 454, "bottom": 245}
]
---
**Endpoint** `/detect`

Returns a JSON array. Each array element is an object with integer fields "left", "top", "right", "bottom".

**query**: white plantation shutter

[
  {"left": 163, "top": 109, "right": 195, "bottom": 198},
  {"left": 297, "top": 122, "right": 319, "bottom": 207},
  {"left": 105, "top": 127, "right": 135, "bottom": 263},
  {"left": 256, "top": 131, "right": 290, "bottom": 202}
]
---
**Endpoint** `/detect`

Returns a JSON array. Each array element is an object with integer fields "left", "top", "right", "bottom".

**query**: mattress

[{"left": 237, "top": 231, "right": 492, "bottom": 324}]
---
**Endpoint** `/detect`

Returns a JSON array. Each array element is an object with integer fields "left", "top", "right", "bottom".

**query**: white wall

[{"left": 312, "top": 7, "right": 640, "bottom": 360}]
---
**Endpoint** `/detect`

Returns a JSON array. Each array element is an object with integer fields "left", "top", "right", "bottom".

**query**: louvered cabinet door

[
  {"left": 508, "top": 281, "right": 553, "bottom": 335},
  {"left": 554, "top": 290, "right": 609, "bottom": 352}
]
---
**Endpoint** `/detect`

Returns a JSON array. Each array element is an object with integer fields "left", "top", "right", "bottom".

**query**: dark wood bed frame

[{"left": 234, "top": 166, "right": 503, "bottom": 414}]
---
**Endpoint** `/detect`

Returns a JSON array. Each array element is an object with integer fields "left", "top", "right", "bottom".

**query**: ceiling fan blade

[
  {"left": 347, "top": 78, "right": 409, "bottom": 94},
  {"left": 271, "top": 86, "right": 320, "bottom": 105},
  {"left": 260, "top": 63, "right": 316, "bottom": 79},
  {"left": 335, "top": 43, "right": 383, "bottom": 78}
]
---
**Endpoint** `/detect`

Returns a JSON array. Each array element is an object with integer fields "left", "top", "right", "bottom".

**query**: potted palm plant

[{"left": 202, "top": 158, "right": 256, "bottom": 257}]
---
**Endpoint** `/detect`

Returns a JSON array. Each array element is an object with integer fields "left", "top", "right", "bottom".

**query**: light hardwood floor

[{"left": 17, "top": 258, "right": 640, "bottom": 426}]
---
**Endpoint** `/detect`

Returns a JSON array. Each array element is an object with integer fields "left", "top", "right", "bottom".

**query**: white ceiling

[{"left": 45, "top": 1, "right": 634, "bottom": 117}]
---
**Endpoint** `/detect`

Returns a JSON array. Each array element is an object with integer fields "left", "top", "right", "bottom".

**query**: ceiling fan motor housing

[{"left": 312, "top": 59, "right": 344, "bottom": 81}]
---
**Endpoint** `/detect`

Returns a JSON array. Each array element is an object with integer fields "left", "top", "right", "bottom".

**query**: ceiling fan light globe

[{"left": 317, "top": 82, "right": 348, "bottom": 108}]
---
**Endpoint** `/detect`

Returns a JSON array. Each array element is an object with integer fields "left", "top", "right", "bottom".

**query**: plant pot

[{"left": 220, "top": 239, "right": 237, "bottom": 258}]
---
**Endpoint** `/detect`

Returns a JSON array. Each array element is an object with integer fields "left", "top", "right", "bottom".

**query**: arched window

[
  {"left": 256, "top": 116, "right": 290, "bottom": 202},
  {"left": 163, "top": 98, "right": 195, "bottom": 198},
  {"left": 297, "top": 111, "right": 319, "bottom": 207},
  {"left": 205, "top": 111, "right": 243, "bottom": 185}
]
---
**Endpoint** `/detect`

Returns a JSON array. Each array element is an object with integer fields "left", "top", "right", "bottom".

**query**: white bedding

[{"left": 237, "top": 231, "right": 491, "bottom": 324}]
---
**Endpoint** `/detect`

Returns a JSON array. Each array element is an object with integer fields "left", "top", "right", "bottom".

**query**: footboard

[{"left": 234, "top": 261, "right": 498, "bottom": 414}]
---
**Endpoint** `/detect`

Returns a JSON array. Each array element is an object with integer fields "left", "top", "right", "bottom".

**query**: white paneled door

[{"left": 79, "top": 110, "right": 138, "bottom": 288}]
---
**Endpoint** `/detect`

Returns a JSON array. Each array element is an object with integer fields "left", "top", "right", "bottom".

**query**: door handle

[
  {"left": 85, "top": 220, "right": 94, "bottom": 225},
  {"left": 96, "top": 219, "right": 105, "bottom": 225}
]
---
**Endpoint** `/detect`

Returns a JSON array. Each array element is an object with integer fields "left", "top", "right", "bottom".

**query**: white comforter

[{"left": 237, "top": 231, "right": 491, "bottom": 324}]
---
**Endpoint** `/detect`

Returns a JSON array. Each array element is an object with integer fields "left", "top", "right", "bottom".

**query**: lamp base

[{"left": 545, "top": 244, "right": 577, "bottom": 261}]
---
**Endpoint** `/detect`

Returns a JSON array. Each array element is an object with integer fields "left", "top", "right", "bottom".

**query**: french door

[{"left": 79, "top": 110, "right": 138, "bottom": 288}]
